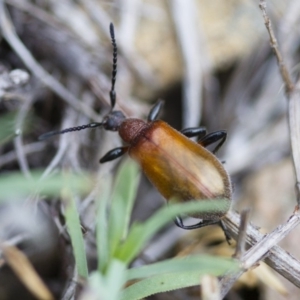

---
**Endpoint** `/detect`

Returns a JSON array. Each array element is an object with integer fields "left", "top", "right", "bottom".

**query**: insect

[{"left": 40, "top": 23, "right": 232, "bottom": 240}]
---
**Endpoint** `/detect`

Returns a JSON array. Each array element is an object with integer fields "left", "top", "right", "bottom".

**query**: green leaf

[
  {"left": 0, "top": 170, "right": 92, "bottom": 200},
  {"left": 63, "top": 189, "right": 88, "bottom": 279},
  {"left": 96, "top": 177, "right": 112, "bottom": 273},
  {"left": 108, "top": 159, "right": 140, "bottom": 257},
  {"left": 121, "top": 256, "right": 238, "bottom": 300},
  {"left": 89, "top": 259, "right": 127, "bottom": 300},
  {"left": 126, "top": 255, "right": 238, "bottom": 281},
  {"left": 115, "top": 200, "right": 229, "bottom": 264}
]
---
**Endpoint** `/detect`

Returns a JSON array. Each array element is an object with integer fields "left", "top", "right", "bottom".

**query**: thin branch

[
  {"left": 259, "top": 1, "right": 300, "bottom": 205},
  {"left": 61, "top": 268, "right": 78, "bottom": 300},
  {"left": 13, "top": 95, "right": 33, "bottom": 179},
  {"left": 222, "top": 209, "right": 300, "bottom": 291},
  {"left": 288, "top": 80, "right": 300, "bottom": 204},
  {"left": 233, "top": 209, "right": 250, "bottom": 259},
  {"left": 242, "top": 211, "right": 300, "bottom": 269},
  {"left": 259, "top": 0, "right": 300, "bottom": 201},
  {"left": 221, "top": 209, "right": 300, "bottom": 297},
  {"left": 259, "top": 0, "right": 294, "bottom": 95}
]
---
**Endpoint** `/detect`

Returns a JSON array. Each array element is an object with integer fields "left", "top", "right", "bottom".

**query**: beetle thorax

[{"left": 119, "top": 118, "right": 148, "bottom": 144}]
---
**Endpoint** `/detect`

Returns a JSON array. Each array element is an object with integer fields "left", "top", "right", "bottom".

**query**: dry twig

[
  {"left": 221, "top": 209, "right": 300, "bottom": 296},
  {"left": 233, "top": 209, "right": 250, "bottom": 259},
  {"left": 219, "top": 2, "right": 300, "bottom": 289},
  {"left": 259, "top": 0, "right": 294, "bottom": 95},
  {"left": 259, "top": 0, "right": 300, "bottom": 204}
]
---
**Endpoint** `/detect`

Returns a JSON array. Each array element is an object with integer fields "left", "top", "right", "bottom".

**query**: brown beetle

[{"left": 40, "top": 23, "right": 232, "bottom": 238}]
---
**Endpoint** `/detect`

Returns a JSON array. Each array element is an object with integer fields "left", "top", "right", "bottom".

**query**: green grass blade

[
  {"left": 96, "top": 177, "right": 112, "bottom": 273},
  {"left": 63, "top": 189, "right": 88, "bottom": 279},
  {"left": 116, "top": 200, "right": 229, "bottom": 264},
  {"left": 126, "top": 255, "right": 238, "bottom": 280},
  {"left": 89, "top": 259, "right": 127, "bottom": 300},
  {"left": 121, "top": 256, "right": 238, "bottom": 300},
  {"left": 0, "top": 170, "right": 92, "bottom": 200},
  {"left": 108, "top": 159, "right": 140, "bottom": 256},
  {"left": 121, "top": 272, "right": 214, "bottom": 300}
]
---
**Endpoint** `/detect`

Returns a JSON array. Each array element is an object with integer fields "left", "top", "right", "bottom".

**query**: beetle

[{"left": 40, "top": 23, "right": 232, "bottom": 240}]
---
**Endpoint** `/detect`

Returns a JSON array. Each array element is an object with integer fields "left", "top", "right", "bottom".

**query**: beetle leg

[
  {"left": 175, "top": 217, "right": 232, "bottom": 244},
  {"left": 174, "top": 216, "right": 220, "bottom": 230},
  {"left": 147, "top": 100, "right": 164, "bottom": 122},
  {"left": 181, "top": 127, "right": 206, "bottom": 139},
  {"left": 99, "top": 146, "right": 128, "bottom": 163},
  {"left": 198, "top": 130, "right": 227, "bottom": 154}
]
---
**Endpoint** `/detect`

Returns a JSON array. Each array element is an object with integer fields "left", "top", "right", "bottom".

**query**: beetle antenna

[
  {"left": 38, "top": 122, "right": 103, "bottom": 140},
  {"left": 109, "top": 23, "right": 117, "bottom": 110}
]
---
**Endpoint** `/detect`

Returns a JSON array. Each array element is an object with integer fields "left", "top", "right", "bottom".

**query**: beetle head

[{"left": 102, "top": 110, "right": 126, "bottom": 131}]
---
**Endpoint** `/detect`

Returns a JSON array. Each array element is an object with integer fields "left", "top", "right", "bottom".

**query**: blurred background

[{"left": 0, "top": 0, "right": 300, "bottom": 299}]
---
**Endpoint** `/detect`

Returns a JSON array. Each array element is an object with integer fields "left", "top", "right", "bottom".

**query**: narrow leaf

[
  {"left": 89, "top": 259, "right": 127, "bottom": 300},
  {"left": 108, "top": 159, "right": 140, "bottom": 256},
  {"left": 63, "top": 189, "right": 88, "bottom": 278},
  {"left": 126, "top": 255, "right": 238, "bottom": 280},
  {"left": 0, "top": 170, "right": 92, "bottom": 200},
  {"left": 96, "top": 177, "right": 112, "bottom": 273},
  {"left": 121, "top": 256, "right": 237, "bottom": 300},
  {"left": 116, "top": 200, "right": 229, "bottom": 264}
]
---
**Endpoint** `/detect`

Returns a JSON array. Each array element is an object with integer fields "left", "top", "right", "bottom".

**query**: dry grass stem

[
  {"left": 221, "top": 209, "right": 300, "bottom": 296},
  {"left": 233, "top": 209, "right": 250, "bottom": 259},
  {"left": 259, "top": 0, "right": 294, "bottom": 95}
]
